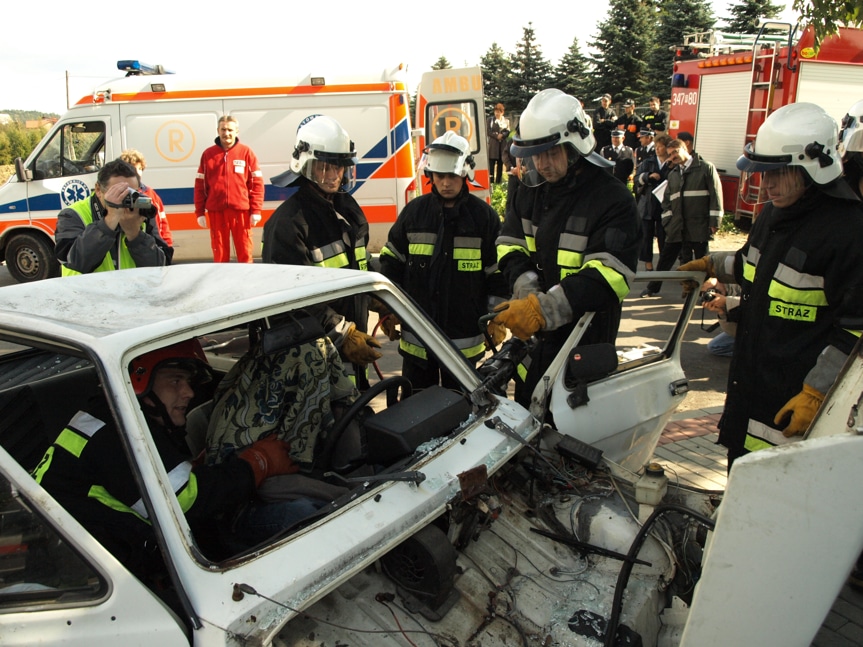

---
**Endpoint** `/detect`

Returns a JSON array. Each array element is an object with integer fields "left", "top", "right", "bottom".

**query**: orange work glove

[
  {"left": 342, "top": 323, "right": 383, "bottom": 364},
  {"left": 679, "top": 255, "right": 716, "bottom": 295},
  {"left": 774, "top": 384, "right": 825, "bottom": 437},
  {"left": 380, "top": 314, "right": 401, "bottom": 341},
  {"left": 239, "top": 436, "right": 299, "bottom": 488},
  {"left": 486, "top": 319, "right": 508, "bottom": 350},
  {"left": 493, "top": 294, "right": 546, "bottom": 340}
]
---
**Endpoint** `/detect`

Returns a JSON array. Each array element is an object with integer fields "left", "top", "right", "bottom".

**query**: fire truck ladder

[{"left": 735, "top": 22, "right": 798, "bottom": 226}]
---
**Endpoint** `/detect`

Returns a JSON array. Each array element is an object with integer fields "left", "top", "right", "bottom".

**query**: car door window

[{"left": 0, "top": 470, "right": 106, "bottom": 610}]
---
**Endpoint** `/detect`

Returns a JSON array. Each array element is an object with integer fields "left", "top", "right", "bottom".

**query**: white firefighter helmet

[
  {"left": 839, "top": 99, "right": 863, "bottom": 155},
  {"left": 422, "top": 131, "right": 477, "bottom": 181},
  {"left": 510, "top": 89, "right": 595, "bottom": 159},
  {"left": 736, "top": 102, "right": 842, "bottom": 186},
  {"left": 271, "top": 114, "right": 357, "bottom": 190}
]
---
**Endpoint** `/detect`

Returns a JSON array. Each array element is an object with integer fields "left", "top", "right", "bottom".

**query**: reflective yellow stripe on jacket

[
  {"left": 400, "top": 330, "right": 486, "bottom": 361},
  {"left": 61, "top": 200, "right": 143, "bottom": 276}
]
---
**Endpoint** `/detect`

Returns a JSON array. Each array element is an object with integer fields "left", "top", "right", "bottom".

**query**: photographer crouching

[
  {"left": 55, "top": 159, "right": 172, "bottom": 276},
  {"left": 700, "top": 278, "right": 740, "bottom": 358}
]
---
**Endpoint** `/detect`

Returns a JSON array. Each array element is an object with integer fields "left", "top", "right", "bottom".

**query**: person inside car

[{"left": 32, "top": 340, "right": 318, "bottom": 582}]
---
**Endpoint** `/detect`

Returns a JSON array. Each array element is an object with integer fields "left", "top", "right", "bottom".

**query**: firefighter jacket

[
  {"left": 261, "top": 180, "right": 370, "bottom": 337},
  {"left": 715, "top": 189, "right": 863, "bottom": 457},
  {"left": 32, "top": 399, "right": 256, "bottom": 577},
  {"left": 600, "top": 144, "right": 635, "bottom": 184},
  {"left": 641, "top": 109, "right": 667, "bottom": 132},
  {"left": 55, "top": 193, "right": 168, "bottom": 275},
  {"left": 497, "top": 159, "right": 640, "bottom": 353},
  {"left": 194, "top": 137, "right": 264, "bottom": 216},
  {"left": 660, "top": 154, "right": 723, "bottom": 244},
  {"left": 614, "top": 112, "right": 644, "bottom": 150},
  {"left": 379, "top": 185, "right": 507, "bottom": 364}
]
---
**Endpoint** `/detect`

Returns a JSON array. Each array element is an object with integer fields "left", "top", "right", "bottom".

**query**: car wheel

[{"left": 5, "top": 233, "right": 60, "bottom": 283}]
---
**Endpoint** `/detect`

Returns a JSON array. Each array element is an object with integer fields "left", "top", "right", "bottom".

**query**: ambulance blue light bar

[{"left": 117, "top": 60, "right": 174, "bottom": 76}]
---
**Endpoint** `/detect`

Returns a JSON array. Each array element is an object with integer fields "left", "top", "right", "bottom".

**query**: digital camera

[{"left": 702, "top": 288, "right": 718, "bottom": 303}]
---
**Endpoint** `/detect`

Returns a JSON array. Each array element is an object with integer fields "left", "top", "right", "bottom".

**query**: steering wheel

[
  {"left": 62, "top": 159, "right": 83, "bottom": 176},
  {"left": 322, "top": 376, "right": 412, "bottom": 471}
]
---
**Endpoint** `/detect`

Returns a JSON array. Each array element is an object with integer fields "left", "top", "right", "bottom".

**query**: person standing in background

[
  {"left": 601, "top": 129, "right": 635, "bottom": 185},
  {"left": 592, "top": 93, "right": 616, "bottom": 151},
  {"left": 634, "top": 133, "right": 672, "bottom": 271},
  {"left": 194, "top": 116, "right": 264, "bottom": 263},
  {"left": 641, "top": 138, "right": 722, "bottom": 297},
  {"left": 380, "top": 132, "right": 506, "bottom": 390},
  {"left": 487, "top": 103, "right": 510, "bottom": 184},
  {"left": 615, "top": 99, "right": 643, "bottom": 151},
  {"left": 642, "top": 96, "right": 667, "bottom": 132}
]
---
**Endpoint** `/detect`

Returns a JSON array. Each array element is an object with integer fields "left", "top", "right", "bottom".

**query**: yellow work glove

[
  {"left": 342, "top": 323, "right": 383, "bottom": 364},
  {"left": 774, "top": 384, "right": 825, "bottom": 437},
  {"left": 486, "top": 319, "right": 508, "bottom": 350},
  {"left": 493, "top": 294, "right": 546, "bottom": 340},
  {"left": 679, "top": 255, "right": 716, "bottom": 295},
  {"left": 380, "top": 314, "right": 401, "bottom": 341}
]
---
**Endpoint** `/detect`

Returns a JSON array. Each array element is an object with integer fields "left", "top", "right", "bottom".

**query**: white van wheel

[{"left": 5, "top": 233, "right": 60, "bottom": 283}]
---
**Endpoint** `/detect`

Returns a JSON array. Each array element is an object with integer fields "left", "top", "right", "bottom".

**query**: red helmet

[{"left": 129, "top": 339, "right": 211, "bottom": 396}]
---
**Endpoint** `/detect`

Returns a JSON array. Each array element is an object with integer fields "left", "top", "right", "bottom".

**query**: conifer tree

[
  {"left": 553, "top": 38, "right": 592, "bottom": 102},
  {"left": 722, "top": 0, "right": 785, "bottom": 32},
  {"left": 502, "top": 23, "right": 554, "bottom": 114},
  {"left": 589, "top": 0, "right": 656, "bottom": 104},
  {"left": 480, "top": 43, "right": 511, "bottom": 113}
]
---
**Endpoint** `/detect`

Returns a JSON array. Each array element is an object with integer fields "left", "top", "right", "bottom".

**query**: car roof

[{"left": 0, "top": 264, "right": 384, "bottom": 348}]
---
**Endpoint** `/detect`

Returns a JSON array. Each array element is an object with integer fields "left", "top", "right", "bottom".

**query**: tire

[{"left": 4, "top": 232, "right": 60, "bottom": 283}]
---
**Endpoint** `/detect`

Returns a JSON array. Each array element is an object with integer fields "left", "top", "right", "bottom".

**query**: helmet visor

[
  {"left": 517, "top": 144, "right": 574, "bottom": 187},
  {"left": 303, "top": 158, "right": 356, "bottom": 193},
  {"left": 735, "top": 143, "right": 792, "bottom": 174},
  {"left": 424, "top": 147, "right": 463, "bottom": 176},
  {"left": 510, "top": 133, "right": 561, "bottom": 158},
  {"left": 517, "top": 156, "right": 548, "bottom": 187},
  {"left": 739, "top": 166, "right": 806, "bottom": 207}
]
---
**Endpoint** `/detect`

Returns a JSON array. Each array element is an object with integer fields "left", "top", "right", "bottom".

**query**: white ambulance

[{"left": 0, "top": 61, "right": 421, "bottom": 281}]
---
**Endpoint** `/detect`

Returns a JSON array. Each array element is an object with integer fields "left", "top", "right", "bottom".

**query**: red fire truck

[{"left": 667, "top": 22, "right": 863, "bottom": 228}]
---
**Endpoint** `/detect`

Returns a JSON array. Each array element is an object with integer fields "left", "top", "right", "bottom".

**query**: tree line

[
  {"left": 429, "top": 0, "right": 852, "bottom": 116},
  {"left": 0, "top": 111, "right": 58, "bottom": 166}
]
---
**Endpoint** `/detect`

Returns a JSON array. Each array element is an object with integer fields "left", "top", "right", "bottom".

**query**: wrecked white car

[{"left": 5, "top": 264, "right": 851, "bottom": 646}]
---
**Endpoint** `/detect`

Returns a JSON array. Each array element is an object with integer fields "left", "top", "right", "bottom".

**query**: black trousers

[
  {"left": 489, "top": 157, "right": 505, "bottom": 184},
  {"left": 639, "top": 219, "right": 666, "bottom": 264}
]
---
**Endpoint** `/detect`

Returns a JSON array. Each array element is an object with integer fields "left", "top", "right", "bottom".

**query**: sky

[{"left": 2, "top": 0, "right": 798, "bottom": 116}]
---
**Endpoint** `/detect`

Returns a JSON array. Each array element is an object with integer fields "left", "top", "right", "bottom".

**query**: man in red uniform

[{"left": 194, "top": 116, "right": 264, "bottom": 263}]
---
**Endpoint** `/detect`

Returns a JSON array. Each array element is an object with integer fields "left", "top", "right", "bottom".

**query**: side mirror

[
  {"left": 14, "top": 158, "right": 31, "bottom": 182},
  {"left": 565, "top": 343, "right": 618, "bottom": 409}
]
